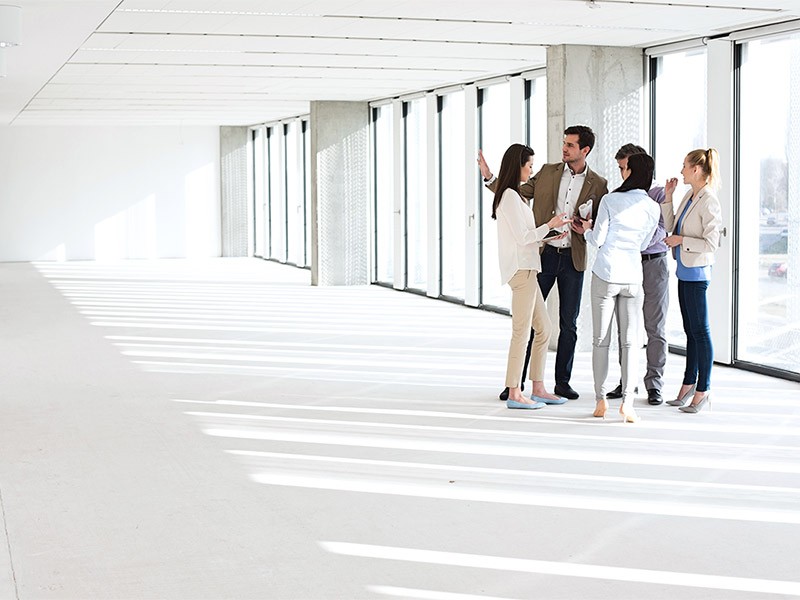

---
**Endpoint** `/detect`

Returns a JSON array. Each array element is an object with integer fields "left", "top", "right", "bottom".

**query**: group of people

[{"left": 481, "top": 125, "right": 723, "bottom": 422}]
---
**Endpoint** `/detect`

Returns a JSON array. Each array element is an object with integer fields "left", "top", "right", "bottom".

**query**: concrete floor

[{"left": 0, "top": 258, "right": 798, "bottom": 600}]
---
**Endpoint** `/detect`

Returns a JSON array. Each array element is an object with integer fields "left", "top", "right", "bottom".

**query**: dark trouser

[
  {"left": 678, "top": 279, "right": 713, "bottom": 392},
  {"left": 519, "top": 245, "right": 584, "bottom": 386}
]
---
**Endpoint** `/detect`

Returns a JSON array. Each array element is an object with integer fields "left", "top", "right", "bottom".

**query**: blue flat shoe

[
  {"left": 532, "top": 395, "right": 567, "bottom": 405},
  {"left": 507, "top": 399, "right": 545, "bottom": 409}
]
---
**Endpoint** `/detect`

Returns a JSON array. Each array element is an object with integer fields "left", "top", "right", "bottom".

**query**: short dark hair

[
  {"left": 614, "top": 143, "right": 647, "bottom": 160},
  {"left": 613, "top": 153, "right": 654, "bottom": 194},
  {"left": 564, "top": 125, "right": 596, "bottom": 153},
  {"left": 491, "top": 144, "right": 534, "bottom": 220}
]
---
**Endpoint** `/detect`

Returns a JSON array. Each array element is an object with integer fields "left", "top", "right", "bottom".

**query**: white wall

[{"left": 0, "top": 125, "right": 220, "bottom": 262}]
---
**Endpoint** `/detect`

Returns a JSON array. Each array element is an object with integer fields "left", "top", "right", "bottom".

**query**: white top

[
  {"left": 496, "top": 187, "right": 550, "bottom": 284},
  {"left": 584, "top": 188, "right": 660, "bottom": 284},
  {"left": 548, "top": 163, "right": 587, "bottom": 249}
]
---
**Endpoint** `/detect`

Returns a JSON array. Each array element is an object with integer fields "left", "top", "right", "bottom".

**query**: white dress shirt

[
  {"left": 548, "top": 163, "right": 587, "bottom": 249},
  {"left": 496, "top": 188, "right": 550, "bottom": 284},
  {"left": 584, "top": 188, "right": 660, "bottom": 284}
]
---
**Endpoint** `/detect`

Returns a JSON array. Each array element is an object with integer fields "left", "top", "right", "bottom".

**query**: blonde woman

[
  {"left": 662, "top": 149, "right": 723, "bottom": 413},
  {"left": 492, "top": 143, "right": 571, "bottom": 409}
]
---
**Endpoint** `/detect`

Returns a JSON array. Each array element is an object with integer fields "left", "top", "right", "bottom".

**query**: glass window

[
  {"left": 404, "top": 99, "right": 428, "bottom": 291},
  {"left": 267, "top": 126, "right": 286, "bottom": 262},
  {"left": 374, "top": 105, "right": 394, "bottom": 283},
  {"left": 303, "top": 120, "right": 311, "bottom": 267},
  {"left": 526, "top": 75, "right": 547, "bottom": 174},
  {"left": 440, "top": 92, "right": 466, "bottom": 299},
  {"left": 286, "top": 121, "right": 304, "bottom": 266},
  {"left": 652, "top": 48, "right": 707, "bottom": 347},
  {"left": 252, "top": 128, "right": 267, "bottom": 258},
  {"left": 736, "top": 33, "right": 799, "bottom": 374},
  {"left": 479, "top": 82, "right": 512, "bottom": 310}
]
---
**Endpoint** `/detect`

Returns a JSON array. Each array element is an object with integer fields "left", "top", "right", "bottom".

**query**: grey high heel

[
  {"left": 679, "top": 392, "right": 711, "bottom": 413},
  {"left": 666, "top": 384, "right": 696, "bottom": 406}
]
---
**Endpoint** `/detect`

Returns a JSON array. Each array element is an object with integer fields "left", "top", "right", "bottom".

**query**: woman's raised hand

[{"left": 665, "top": 177, "right": 678, "bottom": 199}]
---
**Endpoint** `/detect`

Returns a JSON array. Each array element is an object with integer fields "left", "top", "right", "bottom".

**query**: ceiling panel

[{"left": 3, "top": 0, "right": 800, "bottom": 125}]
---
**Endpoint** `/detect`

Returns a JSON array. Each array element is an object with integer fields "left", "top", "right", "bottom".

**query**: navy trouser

[{"left": 678, "top": 279, "right": 713, "bottom": 392}]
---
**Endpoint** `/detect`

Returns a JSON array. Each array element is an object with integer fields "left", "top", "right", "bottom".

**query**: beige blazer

[
  {"left": 488, "top": 162, "right": 608, "bottom": 272},
  {"left": 662, "top": 185, "right": 722, "bottom": 268}
]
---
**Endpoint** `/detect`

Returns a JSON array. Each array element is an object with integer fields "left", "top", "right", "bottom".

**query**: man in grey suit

[{"left": 480, "top": 125, "right": 609, "bottom": 399}]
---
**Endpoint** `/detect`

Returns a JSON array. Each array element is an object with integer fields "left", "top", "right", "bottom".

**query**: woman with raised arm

[
  {"left": 662, "top": 148, "right": 723, "bottom": 414},
  {"left": 492, "top": 143, "right": 571, "bottom": 409}
]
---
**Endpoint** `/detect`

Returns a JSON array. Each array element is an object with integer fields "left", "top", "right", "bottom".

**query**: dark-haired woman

[
  {"left": 572, "top": 153, "right": 660, "bottom": 423},
  {"left": 493, "top": 143, "right": 571, "bottom": 409},
  {"left": 662, "top": 149, "right": 723, "bottom": 414}
]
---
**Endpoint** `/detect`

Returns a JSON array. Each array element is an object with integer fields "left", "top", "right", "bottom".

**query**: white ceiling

[{"left": 2, "top": 0, "right": 800, "bottom": 126}]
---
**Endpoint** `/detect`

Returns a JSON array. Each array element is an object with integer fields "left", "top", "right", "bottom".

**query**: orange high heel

[
  {"left": 593, "top": 399, "right": 609, "bottom": 419},
  {"left": 619, "top": 403, "right": 640, "bottom": 423}
]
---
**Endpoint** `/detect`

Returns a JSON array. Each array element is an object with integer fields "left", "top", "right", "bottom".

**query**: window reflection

[
  {"left": 252, "top": 128, "right": 267, "bottom": 258},
  {"left": 405, "top": 99, "right": 428, "bottom": 292},
  {"left": 268, "top": 127, "right": 286, "bottom": 262},
  {"left": 737, "top": 34, "right": 799, "bottom": 374},
  {"left": 286, "top": 122, "right": 305, "bottom": 267},
  {"left": 653, "top": 49, "right": 707, "bottom": 348},
  {"left": 440, "top": 92, "right": 466, "bottom": 300},
  {"left": 374, "top": 106, "right": 395, "bottom": 284},
  {"left": 303, "top": 120, "right": 311, "bottom": 266},
  {"left": 480, "top": 83, "right": 512, "bottom": 310},
  {"left": 527, "top": 75, "right": 547, "bottom": 174}
]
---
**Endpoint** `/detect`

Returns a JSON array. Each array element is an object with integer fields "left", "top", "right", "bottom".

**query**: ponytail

[{"left": 686, "top": 148, "right": 721, "bottom": 189}]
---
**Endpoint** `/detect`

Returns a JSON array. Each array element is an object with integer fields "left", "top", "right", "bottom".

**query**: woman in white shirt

[
  {"left": 492, "top": 143, "right": 571, "bottom": 409},
  {"left": 573, "top": 153, "right": 660, "bottom": 422}
]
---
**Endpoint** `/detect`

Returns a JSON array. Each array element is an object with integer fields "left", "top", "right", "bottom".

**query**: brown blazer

[{"left": 488, "top": 162, "right": 609, "bottom": 271}]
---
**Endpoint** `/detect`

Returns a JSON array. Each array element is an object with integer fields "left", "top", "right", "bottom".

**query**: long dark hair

[
  {"left": 613, "top": 152, "right": 654, "bottom": 193},
  {"left": 491, "top": 144, "right": 534, "bottom": 219}
]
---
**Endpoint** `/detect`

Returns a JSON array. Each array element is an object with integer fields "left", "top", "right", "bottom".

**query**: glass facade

[
  {"left": 404, "top": 98, "right": 428, "bottom": 292},
  {"left": 479, "top": 83, "right": 512, "bottom": 310},
  {"left": 250, "top": 120, "right": 310, "bottom": 266},
  {"left": 652, "top": 48, "right": 708, "bottom": 349},
  {"left": 736, "top": 33, "right": 800, "bottom": 373},
  {"left": 440, "top": 91, "right": 467, "bottom": 300},
  {"left": 248, "top": 36, "right": 799, "bottom": 379},
  {"left": 373, "top": 104, "right": 395, "bottom": 284}
]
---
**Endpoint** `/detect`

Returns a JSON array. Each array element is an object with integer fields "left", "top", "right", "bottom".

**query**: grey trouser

[
  {"left": 641, "top": 254, "right": 669, "bottom": 391},
  {"left": 592, "top": 274, "right": 643, "bottom": 402}
]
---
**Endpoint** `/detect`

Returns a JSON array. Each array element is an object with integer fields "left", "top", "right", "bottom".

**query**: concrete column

[
  {"left": 545, "top": 45, "right": 646, "bottom": 352},
  {"left": 220, "top": 126, "right": 251, "bottom": 257},
  {"left": 309, "top": 101, "right": 370, "bottom": 286}
]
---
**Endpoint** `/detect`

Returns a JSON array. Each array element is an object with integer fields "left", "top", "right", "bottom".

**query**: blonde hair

[{"left": 686, "top": 148, "right": 720, "bottom": 189}]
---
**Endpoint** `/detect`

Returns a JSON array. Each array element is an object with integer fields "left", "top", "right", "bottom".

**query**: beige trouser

[{"left": 505, "top": 269, "right": 552, "bottom": 388}]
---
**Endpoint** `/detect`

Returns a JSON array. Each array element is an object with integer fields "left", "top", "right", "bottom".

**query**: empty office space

[{"left": 1, "top": 1, "right": 799, "bottom": 599}]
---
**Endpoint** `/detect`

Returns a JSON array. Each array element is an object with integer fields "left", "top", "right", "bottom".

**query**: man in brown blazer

[{"left": 480, "top": 125, "right": 608, "bottom": 400}]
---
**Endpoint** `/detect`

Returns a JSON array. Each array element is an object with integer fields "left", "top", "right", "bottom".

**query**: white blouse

[
  {"left": 584, "top": 188, "right": 660, "bottom": 284},
  {"left": 496, "top": 187, "right": 550, "bottom": 284}
]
